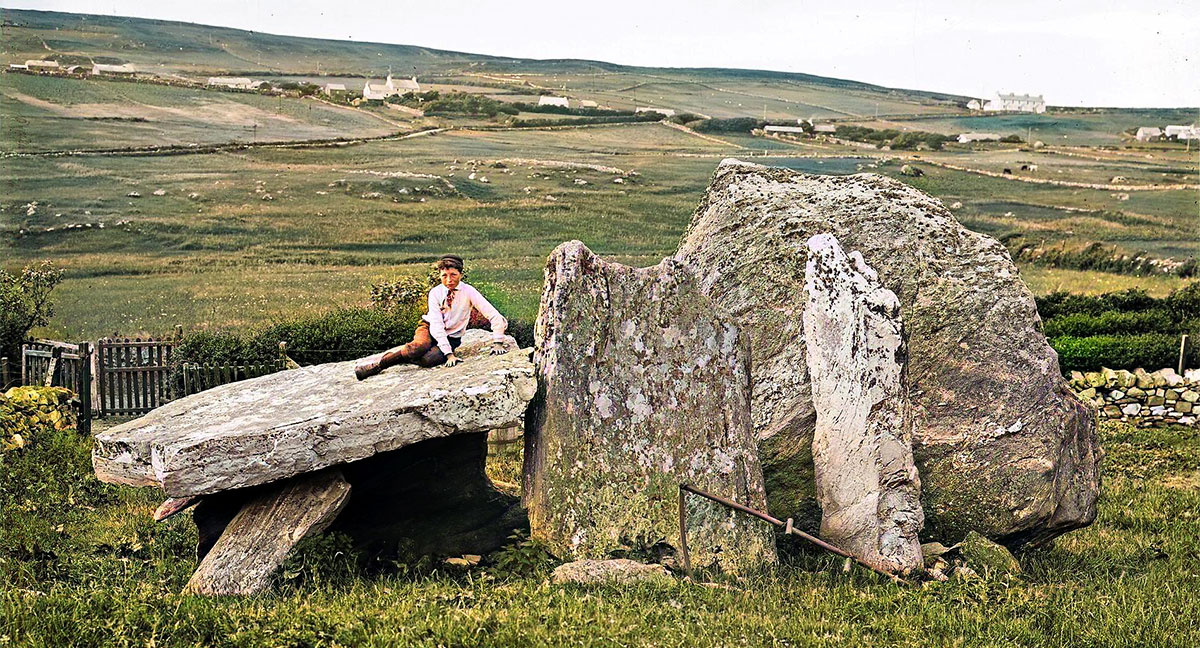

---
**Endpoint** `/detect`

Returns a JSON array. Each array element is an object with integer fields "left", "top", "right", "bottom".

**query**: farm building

[
  {"left": 25, "top": 60, "right": 60, "bottom": 70},
  {"left": 207, "top": 77, "right": 263, "bottom": 90},
  {"left": 362, "top": 74, "right": 418, "bottom": 101},
  {"left": 957, "top": 132, "right": 1002, "bottom": 143},
  {"left": 1165, "top": 125, "right": 1199, "bottom": 140},
  {"left": 1135, "top": 127, "right": 1163, "bottom": 142},
  {"left": 91, "top": 63, "right": 136, "bottom": 76},
  {"left": 764, "top": 125, "right": 806, "bottom": 134},
  {"left": 7, "top": 63, "right": 28, "bottom": 70},
  {"left": 322, "top": 83, "right": 347, "bottom": 96},
  {"left": 983, "top": 93, "right": 1046, "bottom": 113},
  {"left": 579, "top": 99, "right": 599, "bottom": 108},
  {"left": 967, "top": 99, "right": 983, "bottom": 110},
  {"left": 635, "top": 106, "right": 676, "bottom": 117},
  {"left": 538, "top": 96, "right": 570, "bottom": 108},
  {"left": 812, "top": 123, "right": 837, "bottom": 134}
]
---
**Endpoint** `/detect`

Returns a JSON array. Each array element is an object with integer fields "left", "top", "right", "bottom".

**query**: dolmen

[{"left": 93, "top": 330, "right": 536, "bottom": 595}]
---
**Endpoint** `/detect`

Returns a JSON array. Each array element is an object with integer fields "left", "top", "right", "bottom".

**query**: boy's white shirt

[{"left": 424, "top": 281, "right": 508, "bottom": 355}]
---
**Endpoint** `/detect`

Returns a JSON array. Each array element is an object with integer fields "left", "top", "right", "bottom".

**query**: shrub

[
  {"left": 1043, "top": 310, "right": 1177, "bottom": 338},
  {"left": 0, "top": 261, "right": 62, "bottom": 361},
  {"left": 1000, "top": 134, "right": 1024, "bottom": 143},
  {"left": 1050, "top": 334, "right": 1197, "bottom": 373},
  {"left": 691, "top": 117, "right": 763, "bottom": 133}
]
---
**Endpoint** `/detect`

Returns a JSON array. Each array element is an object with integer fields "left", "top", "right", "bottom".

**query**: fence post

[
  {"left": 1, "top": 356, "right": 8, "bottom": 389},
  {"left": 21, "top": 344, "right": 28, "bottom": 386},
  {"left": 78, "top": 342, "right": 92, "bottom": 436},
  {"left": 1180, "top": 334, "right": 1190, "bottom": 376}
]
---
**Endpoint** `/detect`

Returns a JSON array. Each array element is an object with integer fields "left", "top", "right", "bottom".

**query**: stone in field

[
  {"left": 803, "top": 233, "right": 923, "bottom": 574},
  {"left": 524, "top": 241, "right": 776, "bottom": 573},
  {"left": 675, "top": 160, "right": 1100, "bottom": 547}
]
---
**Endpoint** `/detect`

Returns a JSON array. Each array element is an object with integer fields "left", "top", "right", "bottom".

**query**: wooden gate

[
  {"left": 96, "top": 336, "right": 176, "bottom": 417},
  {"left": 180, "top": 360, "right": 287, "bottom": 396},
  {"left": 20, "top": 339, "right": 93, "bottom": 434}
]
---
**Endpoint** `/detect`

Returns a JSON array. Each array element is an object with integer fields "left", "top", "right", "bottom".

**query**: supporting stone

[
  {"left": 524, "top": 241, "right": 776, "bottom": 573},
  {"left": 803, "top": 234, "right": 923, "bottom": 574},
  {"left": 184, "top": 470, "right": 352, "bottom": 596}
]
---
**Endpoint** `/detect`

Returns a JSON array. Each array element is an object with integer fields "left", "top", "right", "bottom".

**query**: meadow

[{"left": 2, "top": 418, "right": 1198, "bottom": 647}]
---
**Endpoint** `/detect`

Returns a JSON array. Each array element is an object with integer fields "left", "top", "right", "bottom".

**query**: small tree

[{"left": 0, "top": 261, "right": 63, "bottom": 361}]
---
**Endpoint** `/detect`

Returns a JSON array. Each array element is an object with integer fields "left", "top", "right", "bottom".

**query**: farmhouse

[
  {"left": 538, "top": 96, "right": 570, "bottom": 108},
  {"left": 25, "top": 59, "right": 60, "bottom": 70},
  {"left": 1164, "top": 124, "right": 1198, "bottom": 140},
  {"left": 967, "top": 99, "right": 983, "bottom": 111},
  {"left": 91, "top": 63, "right": 136, "bottom": 76},
  {"left": 983, "top": 93, "right": 1046, "bottom": 113},
  {"left": 635, "top": 106, "right": 676, "bottom": 117},
  {"left": 1135, "top": 127, "right": 1163, "bottom": 142},
  {"left": 812, "top": 123, "right": 837, "bottom": 134},
  {"left": 362, "top": 74, "right": 418, "bottom": 101},
  {"left": 207, "top": 77, "right": 263, "bottom": 90},
  {"left": 322, "top": 83, "right": 347, "bottom": 96},
  {"left": 957, "top": 132, "right": 1002, "bottom": 143},
  {"left": 764, "top": 125, "right": 806, "bottom": 134}
]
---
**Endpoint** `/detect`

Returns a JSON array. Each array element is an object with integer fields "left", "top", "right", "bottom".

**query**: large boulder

[
  {"left": 93, "top": 330, "right": 534, "bottom": 497},
  {"left": 803, "top": 234, "right": 923, "bottom": 574},
  {"left": 675, "top": 160, "right": 1100, "bottom": 546},
  {"left": 523, "top": 241, "right": 776, "bottom": 573}
]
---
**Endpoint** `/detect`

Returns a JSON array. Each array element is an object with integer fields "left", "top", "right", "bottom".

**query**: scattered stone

[
  {"left": 550, "top": 559, "right": 672, "bottom": 585},
  {"left": 958, "top": 531, "right": 1021, "bottom": 578},
  {"left": 802, "top": 234, "right": 923, "bottom": 574},
  {"left": 524, "top": 241, "right": 776, "bottom": 574},
  {"left": 152, "top": 189, "right": 166, "bottom": 196},
  {"left": 675, "top": 160, "right": 1099, "bottom": 547},
  {"left": 126, "top": 191, "right": 141, "bottom": 198}
]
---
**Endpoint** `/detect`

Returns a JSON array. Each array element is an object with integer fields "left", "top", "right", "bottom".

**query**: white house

[
  {"left": 1164, "top": 125, "right": 1198, "bottom": 140},
  {"left": 7, "top": 63, "right": 28, "bottom": 71},
  {"left": 635, "top": 106, "right": 676, "bottom": 117},
  {"left": 362, "top": 74, "right": 419, "bottom": 101},
  {"left": 984, "top": 93, "right": 1046, "bottom": 113},
  {"left": 538, "top": 96, "right": 570, "bottom": 108},
  {"left": 1135, "top": 127, "right": 1163, "bottom": 142},
  {"left": 322, "top": 83, "right": 347, "bottom": 96},
  {"left": 91, "top": 63, "right": 136, "bottom": 76},
  {"left": 764, "top": 125, "right": 806, "bottom": 134},
  {"left": 207, "top": 77, "right": 262, "bottom": 90},
  {"left": 967, "top": 99, "right": 983, "bottom": 111},
  {"left": 957, "top": 132, "right": 1002, "bottom": 143},
  {"left": 25, "top": 60, "right": 60, "bottom": 70}
]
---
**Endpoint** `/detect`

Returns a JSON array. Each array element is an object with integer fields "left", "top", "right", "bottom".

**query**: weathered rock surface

[
  {"left": 93, "top": 330, "right": 534, "bottom": 497},
  {"left": 524, "top": 241, "right": 776, "bottom": 573},
  {"left": 803, "top": 234, "right": 923, "bottom": 574},
  {"left": 958, "top": 531, "right": 1022, "bottom": 578},
  {"left": 550, "top": 559, "right": 672, "bottom": 585},
  {"left": 675, "top": 160, "right": 1100, "bottom": 546}
]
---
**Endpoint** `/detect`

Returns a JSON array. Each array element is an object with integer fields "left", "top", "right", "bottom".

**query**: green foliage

[
  {"left": 999, "top": 134, "right": 1024, "bottom": 143},
  {"left": 1014, "top": 240, "right": 1196, "bottom": 278},
  {"left": 1, "top": 386, "right": 75, "bottom": 451},
  {"left": 511, "top": 102, "right": 636, "bottom": 118},
  {"left": 369, "top": 275, "right": 432, "bottom": 314},
  {"left": 509, "top": 114, "right": 661, "bottom": 128},
  {"left": 278, "top": 533, "right": 362, "bottom": 589},
  {"left": 0, "top": 261, "right": 62, "bottom": 361},
  {"left": 1043, "top": 310, "right": 1177, "bottom": 338},
  {"left": 487, "top": 530, "right": 557, "bottom": 579},
  {"left": 1050, "top": 333, "right": 1197, "bottom": 373},
  {"left": 395, "top": 91, "right": 518, "bottom": 117},
  {"left": 835, "top": 125, "right": 949, "bottom": 150},
  {"left": 691, "top": 117, "right": 763, "bottom": 133}
]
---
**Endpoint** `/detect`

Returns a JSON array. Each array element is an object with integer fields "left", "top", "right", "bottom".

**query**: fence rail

[{"left": 181, "top": 361, "right": 287, "bottom": 396}]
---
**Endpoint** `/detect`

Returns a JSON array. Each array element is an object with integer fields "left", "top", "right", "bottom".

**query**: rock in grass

[
  {"left": 675, "top": 160, "right": 1100, "bottom": 547},
  {"left": 550, "top": 559, "right": 672, "bottom": 585},
  {"left": 958, "top": 531, "right": 1021, "bottom": 578},
  {"left": 803, "top": 234, "right": 923, "bottom": 574},
  {"left": 524, "top": 241, "right": 776, "bottom": 574},
  {"left": 92, "top": 330, "right": 533, "bottom": 497}
]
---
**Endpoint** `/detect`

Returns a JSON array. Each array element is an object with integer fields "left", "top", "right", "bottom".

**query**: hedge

[
  {"left": 1042, "top": 310, "right": 1182, "bottom": 338},
  {"left": 1049, "top": 333, "right": 1197, "bottom": 373}
]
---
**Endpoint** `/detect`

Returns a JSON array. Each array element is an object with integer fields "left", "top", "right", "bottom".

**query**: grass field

[{"left": 2, "top": 419, "right": 1198, "bottom": 647}]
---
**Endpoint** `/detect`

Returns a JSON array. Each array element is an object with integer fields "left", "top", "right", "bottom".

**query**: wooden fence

[
  {"left": 181, "top": 360, "right": 287, "bottom": 397},
  {"left": 19, "top": 339, "right": 93, "bottom": 434},
  {"left": 96, "top": 336, "right": 176, "bottom": 417}
]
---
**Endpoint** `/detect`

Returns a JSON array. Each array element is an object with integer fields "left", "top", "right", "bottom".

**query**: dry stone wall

[{"left": 1069, "top": 368, "right": 1200, "bottom": 427}]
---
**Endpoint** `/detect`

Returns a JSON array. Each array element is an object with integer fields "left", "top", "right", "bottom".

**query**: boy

[{"left": 355, "top": 255, "right": 508, "bottom": 379}]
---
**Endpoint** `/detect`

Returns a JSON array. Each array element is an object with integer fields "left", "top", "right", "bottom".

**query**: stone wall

[
  {"left": 1069, "top": 368, "right": 1200, "bottom": 427},
  {"left": 1, "top": 386, "right": 76, "bottom": 450}
]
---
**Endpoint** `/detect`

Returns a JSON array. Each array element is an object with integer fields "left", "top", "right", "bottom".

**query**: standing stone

[
  {"left": 803, "top": 234, "right": 923, "bottom": 574},
  {"left": 676, "top": 160, "right": 1100, "bottom": 547},
  {"left": 524, "top": 241, "right": 776, "bottom": 573}
]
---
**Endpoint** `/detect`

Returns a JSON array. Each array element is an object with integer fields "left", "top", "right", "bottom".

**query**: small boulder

[
  {"left": 958, "top": 531, "right": 1021, "bottom": 578},
  {"left": 550, "top": 559, "right": 671, "bottom": 585}
]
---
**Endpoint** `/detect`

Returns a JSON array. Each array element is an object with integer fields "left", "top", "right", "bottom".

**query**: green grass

[{"left": 2, "top": 420, "right": 1198, "bottom": 647}]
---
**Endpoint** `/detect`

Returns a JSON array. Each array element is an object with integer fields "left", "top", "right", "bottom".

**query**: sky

[{"left": 5, "top": 0, "right": 1199, "bottom": 107}]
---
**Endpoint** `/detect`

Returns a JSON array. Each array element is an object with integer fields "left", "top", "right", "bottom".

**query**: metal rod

[
  {"left": 680, "top": 484, "right": 907, "bottom": 585},
  {"left": 678, "top": 487, "right": 693, "bottom": 577}
]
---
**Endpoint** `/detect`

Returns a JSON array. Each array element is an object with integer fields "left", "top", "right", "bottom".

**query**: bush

[
  {"left": 1000, "top": 134, "right": 1024, "bottom": 143},
  {"left": 691, "top": 117, "right": 763, "bottom": 133},
  {"left": 0, "top": 261, "right": 62, "bottom": 361},
  {"left": 1050, "top": 334, "right": 1197, "bottom": 373},
  {"left": 1043, "top": 310, "right": 1178, "bottom": 338}
]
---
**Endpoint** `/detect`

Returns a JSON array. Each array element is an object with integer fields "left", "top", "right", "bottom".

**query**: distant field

[
  {"left": 856, "top": 109, "right": 1200, "bottom": 146},
  {"left": 0, "top": 73, "right": 396, "bottom": 151}
]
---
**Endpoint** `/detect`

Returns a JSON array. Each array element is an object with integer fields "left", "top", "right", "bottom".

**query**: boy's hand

[
  {"left": 444, "top": 354, "right": 460, "bottom": 367},
  {"left": 489, "top": 342, "right": 507, "bottom": 356}
]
